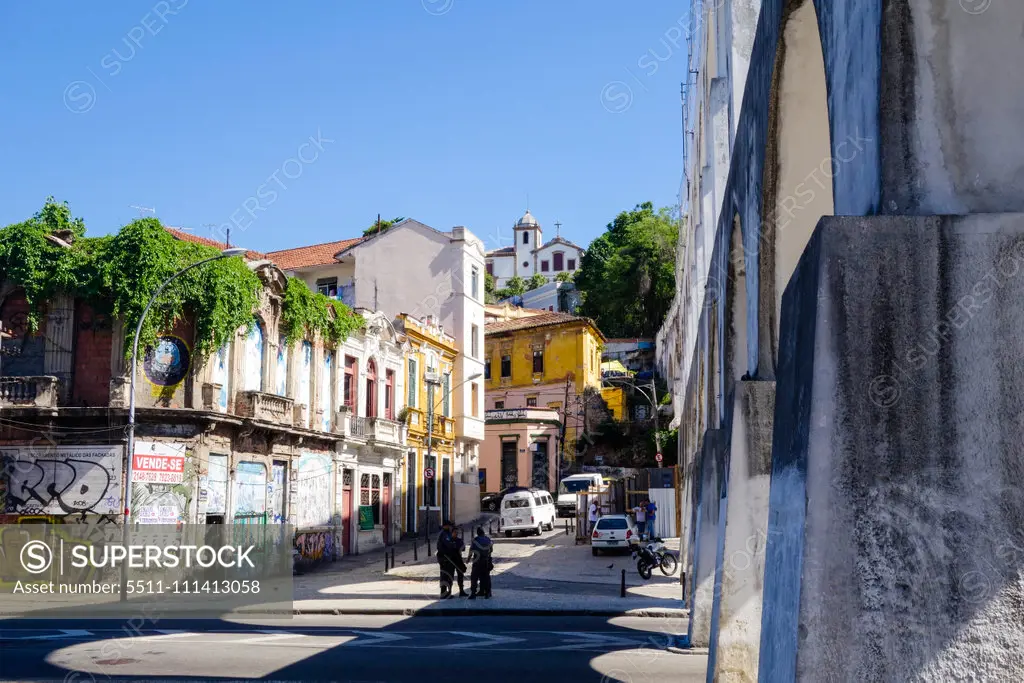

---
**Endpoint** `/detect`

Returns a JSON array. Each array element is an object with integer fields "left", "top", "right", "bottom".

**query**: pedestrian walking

[
  {"left": 645, "top": 500, "right": 658, "bottom": 539},
  {"left": 467, "top": 526, "right": 494, "bottom": 599},
  {"left": 436, "top": 520, "right": 459, "bottom": 598},
  {"left": 634, "top": 500, "right": 647, "bottom": 539},
  {"left": 588, "top": 500, "right": 600, "bottom": 535},
  {"left": 452, "top": 526, "right": 469, "bottom": 597}
]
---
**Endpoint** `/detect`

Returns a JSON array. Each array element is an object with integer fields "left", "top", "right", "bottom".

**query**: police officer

[{"left": 467, "top": 526, "right": 494, "bottom": 599}]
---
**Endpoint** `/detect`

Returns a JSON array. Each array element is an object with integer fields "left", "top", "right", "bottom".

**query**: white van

[
  {"left": 500, "top": 489, "right": 556, "bottom": 537},
  {"left": 556, "top": 473, "right": 604, "bottom": 518}
]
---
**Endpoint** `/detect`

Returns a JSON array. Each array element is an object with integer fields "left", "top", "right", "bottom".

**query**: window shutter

[
  {"left": 408, "top": 359, "right": 417, "bottom": 407},
  {"left": 442, "top": 374, "right": 450, "bottom": 416}
]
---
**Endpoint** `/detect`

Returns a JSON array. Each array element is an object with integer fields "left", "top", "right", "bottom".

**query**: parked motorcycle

[{"left": 631, "top": 537, "right": 678, "bottom": 580}]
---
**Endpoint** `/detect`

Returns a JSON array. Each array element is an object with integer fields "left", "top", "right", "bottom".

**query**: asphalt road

[{"left": 0, "top": 615, "right": 706, "bottom": 682}]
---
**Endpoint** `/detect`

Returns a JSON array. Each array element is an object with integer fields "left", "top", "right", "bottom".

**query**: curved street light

[{"left": 120, "top": 246, "right": 248, "bottom": 597}]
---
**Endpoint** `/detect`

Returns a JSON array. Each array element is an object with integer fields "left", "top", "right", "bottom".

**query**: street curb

[{"left": 281, "top": 608, "right": 690, "bottom": 618}]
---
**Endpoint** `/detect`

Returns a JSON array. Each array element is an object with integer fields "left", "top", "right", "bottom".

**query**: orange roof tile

[
  {"left": 265, "top": 238, "right": 365, "bottom": 270},
  {"left": 485, "top": 311, "right": 604, "bottom": 339},
  {"left": 163, "top": 228, "right": 265, "bottom": 260}
]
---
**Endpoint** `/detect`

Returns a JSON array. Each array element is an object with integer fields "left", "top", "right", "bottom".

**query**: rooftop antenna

[{"left": 129, "top": 205, "right": 156, "bottom": 218}]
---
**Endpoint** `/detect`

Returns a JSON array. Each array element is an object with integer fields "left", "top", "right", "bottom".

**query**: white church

[{"left": 485, "top": 211, "right": 585, "bottom": 290}]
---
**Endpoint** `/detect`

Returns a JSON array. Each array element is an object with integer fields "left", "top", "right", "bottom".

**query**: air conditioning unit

[{"left": 424, "top": 371, "right": 440, "bottom": 384}]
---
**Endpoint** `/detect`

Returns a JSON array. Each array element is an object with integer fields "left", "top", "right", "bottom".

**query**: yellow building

[
  {"left": 397, "top": 314, "right": 458, "bottom": 534},
  {"left": 483, "top": 311, "right": 623, "bottom": 466}
]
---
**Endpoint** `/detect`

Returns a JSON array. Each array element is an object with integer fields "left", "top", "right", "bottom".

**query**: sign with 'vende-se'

[{"left": 133, "top": 441, "right": 186, "bottom": 484}]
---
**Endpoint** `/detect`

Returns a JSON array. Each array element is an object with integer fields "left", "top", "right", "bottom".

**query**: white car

[
  {"left": 591, "top": 514, "right": 639, "bottom": 555},
  {"left": 500, "top": 489, "right": 557, "bottom": 537}
]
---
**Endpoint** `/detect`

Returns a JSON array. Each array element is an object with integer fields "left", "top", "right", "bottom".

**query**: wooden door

[
  {"left": 341, "top": 469, "right": 353, "bottom": 555},
  {"left": 382, "top": 473, "right": 392, "bottom": 545}
]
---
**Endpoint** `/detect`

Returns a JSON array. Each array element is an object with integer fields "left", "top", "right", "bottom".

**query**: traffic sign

[
  {"left": 424, "top": 467, "right": 435, "bottom": 479},
  {"left": 655, "top": 453, "right": 663, "bottom": 462}
]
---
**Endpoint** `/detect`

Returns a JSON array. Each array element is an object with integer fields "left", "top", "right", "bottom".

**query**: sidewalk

[
  {"left": 0, "top": 519, "right": 689, "bottom": 620},
  {"left": 289, "top": 520, "right": 688, "bottom": 618}
]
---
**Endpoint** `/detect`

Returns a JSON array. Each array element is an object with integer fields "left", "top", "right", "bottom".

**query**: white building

[
  {"left": 498, "top": 280, "right": 581, "bottom": 314},
  {"left": 486, "top": 211, "right": 584, "bottom": 289},
  {"left": 267, "top": 220, "right": 487, "bottom": 520}
]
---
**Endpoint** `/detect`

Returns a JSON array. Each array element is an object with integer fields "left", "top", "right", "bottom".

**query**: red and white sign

[
  {"left": 424, "top": 467, "right": 435, "bottom": 479},
  {"left": 655, "top": 453, "right": 663, "bottom": 463},
  {"left": 133, "top": 441, "right": 186, "bottom": 484}
]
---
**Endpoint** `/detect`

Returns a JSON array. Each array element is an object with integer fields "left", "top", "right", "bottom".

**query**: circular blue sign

[{"left": 143, "top": 335, "right": 190, "bottom": 387}]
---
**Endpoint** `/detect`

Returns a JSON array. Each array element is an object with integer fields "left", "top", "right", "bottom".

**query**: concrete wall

[
  {"left": 713, "top": 380, "right": 775, "bottom": 682},
  {"left": 452, "top": 482, "right": 480, "bottom": 525},
  {"left": 687, "top": 428, "right": 726, "bottom": 648},
  {"left": 761, "top": 214, "right": 1024, "bottom": 681}
]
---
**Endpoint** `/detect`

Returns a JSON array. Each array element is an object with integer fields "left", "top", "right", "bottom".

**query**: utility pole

[
  {"left": 424, "top": 379, "right": 436, "bottom": 547},
  {"left": 376, "top": 213, "right": 381, "bottom": 235},
  {"left": 558, "top": 376, "right": 571, "bottom": 484}
]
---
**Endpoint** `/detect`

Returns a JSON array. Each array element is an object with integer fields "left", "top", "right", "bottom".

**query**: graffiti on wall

[
  {"left": 294, "top": 529, "right": 335, "bottom": 566},
  {"left": 132, "top": 446, "right": 194, "bottom": 525},
  {"left": 295, "top": 452, "right": 332, "bottom": 529},
  {"left": 270, "top": 461, "right": 286, "bottom": 524},
  {"left": 206, "top": 454, "right": 228, "bottom": 515},
  {"left": 233, "top": 461, "right": 267, "bottom": 516},
  {"left": 1, "top": 446, "right": 122, "bottom": 515}
]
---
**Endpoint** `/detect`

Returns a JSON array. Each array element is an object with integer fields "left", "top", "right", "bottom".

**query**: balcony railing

[
  {"left": 0, "top": 376, "right": 60, "bottom": 407},
  {"left": 349, "top": 415, "right": 368, "bottom": 438},
  {"left": 368, "top": 417, "right": 404, "bottom": 447},
  {"left": 235, "top": 391, "right": 294, "bottom": 424}
]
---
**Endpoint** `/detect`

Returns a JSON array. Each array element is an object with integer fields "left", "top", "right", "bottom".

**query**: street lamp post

[
  {"left": 422, "top": 370, "right": 482, "bottom": 546},
  {"left": 120, "top": 247, "right": 248, "bottom": 599}
]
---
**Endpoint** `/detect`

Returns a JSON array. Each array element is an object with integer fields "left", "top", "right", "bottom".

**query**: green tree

[
  {"left": 555, "top": 271, "right": 575, "bottom": 283},
  {"left": 484, "top": 271, "right": 498, "bottom": 304},
  {"left": 495, "top": 275, "right": 526, "bottom": 300},
  {"left": 576, "top": 202, "right": 678, "bottom": 338},
  {"left": 526, "top": 273, "right": 548, "bottom": 291},
  {"left": 362, "top": 216, "right": 406, "bottom": 237}
]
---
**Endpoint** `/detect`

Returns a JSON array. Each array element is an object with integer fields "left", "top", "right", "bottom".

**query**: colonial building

[
  {"left": 486, "top": 211, "right": 584, "bottom": 290},
  {"left": 397, "top": 313, "right": 465, "bottom": 531},
  {"left": 0, "top": 228, "right": 408, "bottom": 565},
  {"left": 481, "top": 311, "right": 623, "bottom": 485},
  {"left": 267, "top": 220, "right": 487, "bottom": 526}
]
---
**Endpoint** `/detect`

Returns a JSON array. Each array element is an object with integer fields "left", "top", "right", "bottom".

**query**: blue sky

[{"left": 0, "top": 1, "right": 690, "bottom": 255}]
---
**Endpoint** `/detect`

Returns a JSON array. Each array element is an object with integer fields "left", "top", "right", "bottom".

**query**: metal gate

[{"left": 501, "top": 441, "right": 518, "bottom": 488}]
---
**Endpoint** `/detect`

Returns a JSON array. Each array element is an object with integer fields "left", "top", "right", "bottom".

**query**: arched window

[
  {"left": 243, "top": 321, "right": 264, "bottom": 392},
  {"left": 275, "top": 335, "right": 288, "bottom": 396},
  {"left": 212, "top": 343, "right": 230, "bottom": 412},
  {"left": 552, "top": 252, "right": 564, "bottom": 271},
  {"left": 322, "top": 351, "right": 334, "bottom": 431},
  {"left": 298, "top": 341, "right": 312, "bottom": 427},
  {"left": 365, "top": 359, "right": 377, "bottom": 418}
]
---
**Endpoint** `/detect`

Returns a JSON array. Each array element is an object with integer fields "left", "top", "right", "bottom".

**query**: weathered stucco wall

[
  {"left": 687, "top": 428, "right": 726, "bottom": 648},
  {"left": 713, "top": 380, "right": 775, "bottom": 682},
  {"left": 762, "top": 214, "right": 1024, "bottom": 681}
]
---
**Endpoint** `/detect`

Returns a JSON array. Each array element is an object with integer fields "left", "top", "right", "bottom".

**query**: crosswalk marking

[
  {"left": 0, "top": 628, "right": 664, "bottom": 650},
  {"left": 232, "top": 630, "right": 308, "bottom": 644},
  {"left": 447, "top": 631, "right": 527, "bottom": 649}
]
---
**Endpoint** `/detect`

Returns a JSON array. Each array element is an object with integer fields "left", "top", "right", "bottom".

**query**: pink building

[{"left": 480, "top": 407, "right": 561, "bottom": 493}]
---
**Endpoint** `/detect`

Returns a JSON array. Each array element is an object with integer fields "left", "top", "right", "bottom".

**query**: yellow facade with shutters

[
  {"left": 484, "top": 314, "right": 623, "bottom": 462},
  {"left": 398, "top": 314, "right": 457, "bottom": 534}
]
